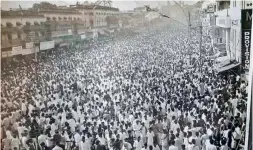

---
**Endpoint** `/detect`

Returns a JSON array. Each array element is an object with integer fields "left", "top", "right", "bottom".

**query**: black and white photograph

[{"left": 1, "top": 0, "right": 253, "bottom": 150}]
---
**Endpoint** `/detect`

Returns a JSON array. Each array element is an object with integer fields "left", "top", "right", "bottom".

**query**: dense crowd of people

[{"left": 1, "top": 20, "right": 248, "bottom": 150}]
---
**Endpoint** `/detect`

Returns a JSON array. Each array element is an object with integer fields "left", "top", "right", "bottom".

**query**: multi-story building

[
  {"left": 39, "top": 8, "right": 85, "bottom": 40},
  {"left": 214, "top": 0, "right": 252, "bottom": 65},
  {"left": 201, "top": 2, "right": 216, "bottom": 34},
  {"left": 118, "top": 11, "right": 133, "bottom": 28},
  {"left": 201, "top": 1, "right": 223, "bottom": 57},
  {"left": 229, "top": 0, "right": 242, "bottom": 63},
  {"left": 1, "top": 3, "right": 121, "bottom": 57},
  {"left": 1, "top": 10, "right": 46, "bottom": 57},
  {"left": 70, "top": 4, "right": 119, "bottom": 28},
  {"left": 214, "top": 0, "right": 234, "bottom": 64},
  {"left": 208, "top": 0, "right": 252, "bottom": 78}
]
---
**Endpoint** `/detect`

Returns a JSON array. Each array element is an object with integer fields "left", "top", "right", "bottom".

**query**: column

[{"left": 226, "top": 28, "right": 231, "bottom": 61}]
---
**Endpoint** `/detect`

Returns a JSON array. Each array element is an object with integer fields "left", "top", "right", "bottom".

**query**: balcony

[
  {"left": 52, "top": 30, "right": 72, "bottom": 37},
  {"left": 23, "top": 25, "right": 45, "bottom": 31},
  {"left": 216, "top": 16, "right": 231, "bottom": 28},
  {"left": 78, "top": 28, "right": 88, "bottom": 34},
  {"left": 1, "top": 27, "right": 22, "bottom": 33},
  {"left": 53, "top": 26, "right": 72, "bottom": 31},
  {"left": 1, "top": 38, "right": 24, "bottom": 49}
]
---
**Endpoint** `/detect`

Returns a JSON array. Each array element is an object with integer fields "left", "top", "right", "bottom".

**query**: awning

[
  {"left": 216, "top": 56, "right": 230, "bottom": 63},
  {"left": 218, "top": 63, "right": 240, "bottom": 73},
  {"left": 214, "top": 51, "right": 221, "bottom": 57},
  {"left": 105, "top": 29, "right": 114, "bottom": 33},
  {"left": 98, "top": 30, "right": 105, "bottom": 35},
  {"left": 60, "top": 43, "right": 70, "bottom": 47}
]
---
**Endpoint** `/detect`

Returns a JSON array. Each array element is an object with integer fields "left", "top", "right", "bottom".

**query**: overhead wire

[{"left": 134, "top": 1, "right": 188, "bottom": 27}]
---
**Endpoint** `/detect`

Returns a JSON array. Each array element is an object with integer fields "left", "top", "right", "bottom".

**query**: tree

[{"left": 32, "top": 2, "right": 57, "bottom": 10}]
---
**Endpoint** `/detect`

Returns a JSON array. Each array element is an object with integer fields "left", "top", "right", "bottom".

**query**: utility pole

[
  {"left": 199, "top": 24, "right": 203, "bottom": 74},
  {"left": 198, "top": 8, "right": 203, "bottom": 74},
  {"left": 188, "top": 12, "right": 191, "bottom": 65}
]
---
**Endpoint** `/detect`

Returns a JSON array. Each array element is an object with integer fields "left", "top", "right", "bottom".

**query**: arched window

[
  {"left": 46, "top": 17, "right": 51, "bottom": 21},
  {"left": 34, "top": 21, "right": 39, "bottom": 26},
  {"left": 16, "top": 22, "right": 22, "bottom": 27},
  {"left": 17, "top": 32, "right": 21, "bottom": 39},
  {"left": 41, "top": 31, "right": 45, "bottom": 36},
  {"left": 53, "top": 17, "right": 57, "bottom": 21},
  {"left": 58, "top": 17, "right": 62, "bottom": 21},
  {"left": 6, "top": 22, "right": 13, "bottom": 27},
  {"left": 35, "top": 32, "right": 39, "bottom": 37},
  {"left": 7, "top": 33, "right": 12, "bottom": 40},
  {"left": 25, "top": 22, "right": 31, "bottom": 26}
]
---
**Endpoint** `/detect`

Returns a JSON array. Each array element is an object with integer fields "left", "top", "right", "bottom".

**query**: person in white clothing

[
  {"left": 147, "top": 128, "right": 154, "bottom": 147},
  {"left": 220, "top": 138, "right": 228, "bottom": 150},
  {"left": 38, "top": 131, "right": 48, "bottom": 148},
  {"left": 206, "top": 139, "right": 217, "bottom": 150},
  {"left": 74, "top": 131, "right": 81, "bottom": 146},
  {"left": 141, "top": 143, "right": 148, "bottom": 150},
  {"left": 79, "top": 136, "right": 91, "bottom": 150},
  {"left": 11, "top": 135, "right": 20, "bottom": 150},
  {"left": 134, "top": 136, "right": 143, "bottom": 150},
  {"left": 169, "top": 141, "right": 178, "bottom": 150},
  {"left": 153, "top": 143, "right": 160, "bottom": 150}
]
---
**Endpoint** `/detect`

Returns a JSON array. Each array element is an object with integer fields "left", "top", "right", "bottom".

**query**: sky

[{"left": 1, "top": 0, "right": 198, "bottom": 11}]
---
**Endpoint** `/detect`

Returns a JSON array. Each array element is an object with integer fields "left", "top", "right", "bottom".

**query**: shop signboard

[
  {"left": 2, "top": 51, "right": 12, "bottom": 58},
  {"left": 26, "top": 42, "right": 34, "bottom": 49},
  {"left": 40, "top": 40, "right": 55, "bottom": 51},
  {"left": 12, "top": 46, "right": 22, "bottom": 55},
  {"left": 22, "top": 49, "right": 34, "bottom": 55},
  {"left": 81, "top": 34, "right": 86, "bottom": 39},
  {"left": 206, "top": 4, "right": 215, "bottom": 13},
  {"left": 241, "top": 9, "right": 252, "bottom": 70}
]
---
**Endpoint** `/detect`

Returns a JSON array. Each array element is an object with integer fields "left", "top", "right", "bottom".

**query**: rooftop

[
  {"left": 1, "top": 10, "right": 44, "bottom": 18},
  {"left": 39, "top": 9, "right": 82, "bottom": 14},
  {"left": 69, "top": 4, "right": 119, "bottom": 11}
]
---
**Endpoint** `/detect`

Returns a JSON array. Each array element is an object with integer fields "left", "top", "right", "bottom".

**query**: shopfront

[
  {"left": 230, "top": 7, "right": 241, "bottom": 63},
  {"left": 216, "top": 15, "right": 231, "bottom": 60}
]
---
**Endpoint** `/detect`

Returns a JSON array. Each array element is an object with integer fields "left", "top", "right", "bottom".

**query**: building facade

[
  {"left": 214, "top": 1, "right": 232, "bottom": 62},
  {"left": 70, "top": 4, "right": 119, "bottom": 28},
  {"left": 39, "top": 9, "right": 85, "bottom": 38},
  {"left": 230, "top": 0, "right": 242, "bottom": 63},
  {"left": 1, "top": 4, "right": 121, "bottom": 57},
  {"left": 213, "top": 0, "right": 252, "bottom": 64},
  {"left": 1, "top": 10, "right": 46, "bottom": 54}
]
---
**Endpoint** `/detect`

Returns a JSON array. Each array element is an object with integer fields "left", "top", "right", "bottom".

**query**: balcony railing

[
  {"left": 78, "top": 29, "right": 88, "bottom": 34},
  {"left": 23, "top": 25, "right": 45, "bottom": 31},
  {"left": 1, "top": 38, "right": 23, "bottom": 48},
  {"left": 1, "top": 27, "right": 22, "bottom": 33},
  {"left": 52, "top": 30, "right": 72, "bottom": 37},
  {"left": 216, "top": 16, "right": 231, "bottom": 28}
]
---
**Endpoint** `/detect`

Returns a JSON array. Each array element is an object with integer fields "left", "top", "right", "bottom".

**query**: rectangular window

[
  {"left": 41, "top": 31, "right": 45, "bottom": 36},
  {"left": 35, "top": 32, "right": 39, "bottom": 37},
  {"left": 17, "top": 33, "right": 21, "bottom": 39},
  {"left": 234, "top": 29, "right": 236, "bottom": 56},
  {"left": 7, "top": 34, "right": 12, "bottom": 40}
]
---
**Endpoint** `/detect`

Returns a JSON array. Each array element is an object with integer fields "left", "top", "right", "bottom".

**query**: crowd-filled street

[{"left": 1, "top": 21, "right": 248, "bottom": 150}]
